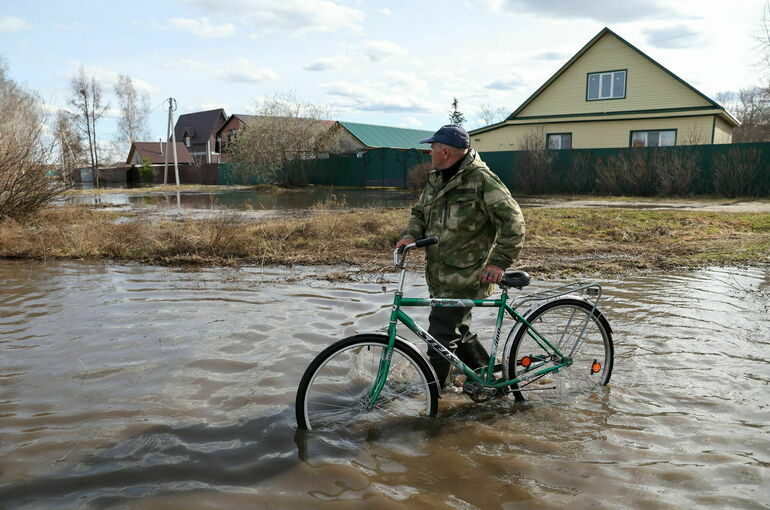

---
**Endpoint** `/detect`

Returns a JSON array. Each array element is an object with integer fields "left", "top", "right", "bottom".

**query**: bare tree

[
  {"left": 68, "top": 66, "right": 108, "bottom": 185},
  {"left": 54, "top": 110, "right": 86, "bottom": 184},
  {"left": 227, "top": 91, "right": 336, "bottom": 187},
  {"left": 114, "top": 74, "right": 150, "bottom": 150},
  {"left": 759, "top": 1, "right": 770, "bottom": 71},
  {"left": 476, "top": 104, "right": 509, "bottom": 127},
  {"left": 0, "top": 57, "right": 66, "bottom": 220},
  {"left": 731, "top": 87, "right": 770, "bottom": 142}
]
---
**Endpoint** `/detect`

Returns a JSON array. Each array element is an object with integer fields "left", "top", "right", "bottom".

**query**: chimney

[{"left": 159, "top": 138, "right": 163, "bottom": 155}]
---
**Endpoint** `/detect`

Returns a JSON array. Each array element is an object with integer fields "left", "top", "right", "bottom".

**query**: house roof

[
  {"left": 471, "top": 27, "right": 738, "bottom": 134},
  {"left": 217, "top": 114, "right": 336, "bottom": 137},
  {"left": 127, "top": 142, "right": 194, "bottom": 165},
  {"left": 174, "top": 109, "right": 227, "bottom": 144},
  {"left": 337, "top": 121, "right": 434, "bottom": 150}
]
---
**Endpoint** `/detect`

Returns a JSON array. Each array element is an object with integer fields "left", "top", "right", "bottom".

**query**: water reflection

[
  {"left": 0, "top": 261, "right": 767, "bottom": 508},
  {"left": 63, "top": 187, "right": 418, "bottom": 211}
]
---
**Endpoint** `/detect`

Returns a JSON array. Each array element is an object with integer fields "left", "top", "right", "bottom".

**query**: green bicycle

[{"left": 296, "top": 237, "right": 614, "bottom": 431}]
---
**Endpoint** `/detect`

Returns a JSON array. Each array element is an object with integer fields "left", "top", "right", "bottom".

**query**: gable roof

[
  {"left": 127, "top": 142, "right": 194, "bottom": 165},
  {"left": 338, "top": 121, "right": 434, "bottom": 150},
  {"left": 503, "top": 27, "right": 738, "bottom": 126},
  {"left": 174, "top": 109, "right": 227, "bottom": 144}
]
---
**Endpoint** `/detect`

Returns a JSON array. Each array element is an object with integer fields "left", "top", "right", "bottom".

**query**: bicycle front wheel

[
  {"left": 507, "top": 298, "right": 613, "bottom": 403},
  {"left": 296, "top": 334, "right": 439, "bottom": 431}
]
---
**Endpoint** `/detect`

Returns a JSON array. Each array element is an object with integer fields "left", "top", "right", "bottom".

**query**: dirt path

[{"left": 524, "top": 197, "right": 770, "bottom": 213}]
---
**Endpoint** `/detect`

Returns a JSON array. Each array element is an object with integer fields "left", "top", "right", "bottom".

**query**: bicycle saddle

[{"left": 500, "top": 271, "right": 531, "bottom": 289}]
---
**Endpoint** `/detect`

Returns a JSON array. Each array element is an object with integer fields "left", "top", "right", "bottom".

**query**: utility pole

[{"left": 163, "top": 98, "right": 179, "bottom": 186}]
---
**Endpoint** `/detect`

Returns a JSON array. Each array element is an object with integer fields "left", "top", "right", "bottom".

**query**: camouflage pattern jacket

[{"left": 401, "top": 150, "right": 525, "bottom": 299}]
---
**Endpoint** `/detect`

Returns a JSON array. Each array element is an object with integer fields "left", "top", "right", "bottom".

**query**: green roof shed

[{"left": 338, "top": 121, "right": 434, "bottom": 150}]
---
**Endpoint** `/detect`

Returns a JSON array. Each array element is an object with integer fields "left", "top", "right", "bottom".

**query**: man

[{"left": 395, "top": 124, "right": 525, "bottom": 390}]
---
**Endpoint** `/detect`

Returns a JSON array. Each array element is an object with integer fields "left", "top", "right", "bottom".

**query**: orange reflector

[
  {"left": 521, "top": 356, "right": 532, "bottom": 368},
  {"left": 591, "top": 360, "right": 601, "bottom": 374}
]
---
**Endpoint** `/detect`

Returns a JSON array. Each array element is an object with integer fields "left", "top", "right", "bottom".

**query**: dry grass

[{"left": 1, "top": 205, "right": 768, "bottom": 276}]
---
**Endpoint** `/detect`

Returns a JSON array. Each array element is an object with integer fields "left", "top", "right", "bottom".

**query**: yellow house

[{"left": 470, "top": 27, "right": 739, "bottom": 151}]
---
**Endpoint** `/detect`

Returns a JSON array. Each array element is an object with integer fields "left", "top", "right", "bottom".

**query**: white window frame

[
  {"left": 546, "top": 133, "right": 572, "bottom": 150},
  {"left": 630, "top": 130, "right": 676, "bottom": 147},
  {"left": 587, "top": 70, "right": 626, "bottom": 101}
]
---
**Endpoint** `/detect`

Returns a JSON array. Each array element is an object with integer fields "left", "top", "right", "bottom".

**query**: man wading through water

[{"left": 396, "top": 124, "right": 525, "bottom": 392}]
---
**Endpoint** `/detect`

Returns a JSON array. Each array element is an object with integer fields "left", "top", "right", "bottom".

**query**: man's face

[{"left": 430, "top": 143, "right": 449, "bottom": 169}]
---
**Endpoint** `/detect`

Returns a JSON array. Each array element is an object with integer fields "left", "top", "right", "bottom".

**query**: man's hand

[
  {"left": 481, "top": 264, "right": 504, "bottom": 284},
  {"left": 395, "top": 237, "right": 415, "bottom": 250}
]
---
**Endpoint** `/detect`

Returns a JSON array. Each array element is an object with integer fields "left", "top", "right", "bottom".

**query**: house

[
  {"left": 173, "top": 108, "right": 227, "bottom": 164},
  {"left": 322, "top": 121, "right": 434, "bottom": 156},
  {"left": 126, "top": 141, "right": 194, "bottom": 167},
  {"left": 470, "top": 27, "right": 739, "bottom": 151},
  {"left": 216, "top": 116, "right": 433, "bottom": 159},
  {"left": 216, "top": 114, "right": 256, "bottom": 156},
  {"left": 215, "top": 114, "right": 337, "bottom": 160}
]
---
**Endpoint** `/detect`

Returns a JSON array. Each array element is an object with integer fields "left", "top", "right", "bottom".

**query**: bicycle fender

[
  {"left": 351, "top": 330, "right": 440, "bottom": 384},
  {"left": 501, "top": 295, "right": 612, "bottom": 380}
]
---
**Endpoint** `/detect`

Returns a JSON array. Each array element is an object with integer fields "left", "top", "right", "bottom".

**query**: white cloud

[
  {"left": 0, "top": 16, "right": 34, "bottom": 32},
  {"left": 481, "top": 0, "right": 676, "bottom": 22},
  {"left": 72, "top": 65, "right": 160, "bottom": 95},
  {"left": 216, "top": 59, "right": 280, "bottom": 83},
  {"left": 377, "top": 8, "right": 393, "bottom": 16},
  {"left": 304, "top": 55, "right": 351, "bottom": 71},
  {"left": 361, "top": 40, "right": 407, "bottom": 62},
  {"left": 381, "top": 70, "right": 429, "bottom": 95},
  {"left": 146, "top": 17, "right": 236, "bottom": 38},
  {"left": 485, "top": 75, "right": 524, "bottom": 90},
  {"left": 322, "top": 79, "right": 440, "bottom": 114},
  {"left": 399, "top": 116, "right": 423, "bottom": 128},
  {"left": 180, "top": 0, "right": 365, "bottom": 34},
  {"left": 165, "top": 59, "right": 209, "bottom": 72},
  {"left": 643, "top": 25, "right": 703, "bottom": 49}
]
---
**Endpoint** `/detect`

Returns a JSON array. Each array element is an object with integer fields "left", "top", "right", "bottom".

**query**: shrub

[
  {"left": 513, "top": 128, "right": 556, "bottom": 194},
  {"left": 407, "top": 161, "right": 432, "bottom": 192},
  {"left": 712, "top": 147, "right": 762, "bottom": 198},
  {"left": 0, "top": 60, "right": 67, "bottom": 221},
  {"left": 653, "top": 148, "right": 698, "bottom": 197},
  {"left": 139, "top": 157, "right": 154, "bottom": 184}
]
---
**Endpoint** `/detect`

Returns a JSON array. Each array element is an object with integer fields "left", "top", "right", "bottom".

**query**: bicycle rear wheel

[
  {"left": 296, "top": 334, "right": 439, "bottom": 431},
  {"left": 506, "top": 298, "right": 613, "bottom": 403}
]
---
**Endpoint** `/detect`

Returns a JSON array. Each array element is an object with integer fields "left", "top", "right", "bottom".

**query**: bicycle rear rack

[{"left": 511, "top": 282, "right": 602, "bottom": 309}]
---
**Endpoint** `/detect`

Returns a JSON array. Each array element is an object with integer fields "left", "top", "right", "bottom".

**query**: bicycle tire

[
  {"left": 296, "top": 334, "right": 439, "bottom": 431},
  {"left": 506, "top": 298, "right": 613, "bottom": 403}
]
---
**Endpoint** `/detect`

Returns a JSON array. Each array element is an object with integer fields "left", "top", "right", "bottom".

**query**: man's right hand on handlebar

[{"left": 395, "top": 237, "right": 415, "bottom": 251}]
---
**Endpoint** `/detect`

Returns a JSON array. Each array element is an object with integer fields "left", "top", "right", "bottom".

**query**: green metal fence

[
  {"left": 218, "top": 143, "right": 770, "bottom": 196},
  {"left": 480, "top": 142, "right": 770, "bottom": 197}
]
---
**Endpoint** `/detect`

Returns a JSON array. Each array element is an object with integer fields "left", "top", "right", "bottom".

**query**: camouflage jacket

[{"left": 401, "top": 150, "right": 525, "bottom": 299}]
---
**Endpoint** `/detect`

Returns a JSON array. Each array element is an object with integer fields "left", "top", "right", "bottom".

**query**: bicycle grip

[{"left": 414, "top": 237, "right": 439, "bottom": 248}]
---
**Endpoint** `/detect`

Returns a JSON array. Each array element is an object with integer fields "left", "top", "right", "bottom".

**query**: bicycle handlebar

[
  {"left": 414, "top": 237, "right": 438, "bottom": 248},
  {"left": 394, "top": 237, "right": 439, "bottom": 266}
]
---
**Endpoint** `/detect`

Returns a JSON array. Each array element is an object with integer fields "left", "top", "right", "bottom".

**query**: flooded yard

[
  {"left": 63, "top": 186, "right": 418, "bottom": 211},
  {"left": 0, "top": 261, "right": 768, "bottom": 508}
]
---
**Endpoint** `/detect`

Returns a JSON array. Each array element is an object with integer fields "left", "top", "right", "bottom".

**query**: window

[
  {"left": 547, "top": 133, "right": 572, "bottom": 150},
  {"left": 184, "top": 135, "right": 191, "bottom": 147},
  {"left": 630, "top": 130, "right": 676, "bottom": 147},
  {"left": 587, "top": 70, "right": 626, "bottom": 100},
  {"left": 215, "top": 136, "right": 221, "bottom": 153}
]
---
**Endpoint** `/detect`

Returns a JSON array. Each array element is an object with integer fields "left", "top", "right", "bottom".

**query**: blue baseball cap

[{"left": 419, "top": 124, "right": 470, "bottom": 148}]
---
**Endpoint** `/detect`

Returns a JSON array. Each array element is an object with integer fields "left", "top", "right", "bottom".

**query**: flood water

[
  {"left": 64, "top": 187, "right": 418, "bottom": 211},
  {"left": 0, "top": 261, "right": 768, "bottom": 509}
]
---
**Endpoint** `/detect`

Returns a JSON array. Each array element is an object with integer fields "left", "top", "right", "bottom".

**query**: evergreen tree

[{"left": 449, "top": 97, "right": 465, "bottom": 126}]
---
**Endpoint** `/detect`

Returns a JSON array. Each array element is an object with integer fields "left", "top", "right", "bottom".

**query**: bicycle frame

[{"left": 365, "top": 246, "right": 572, "bottom": 405}]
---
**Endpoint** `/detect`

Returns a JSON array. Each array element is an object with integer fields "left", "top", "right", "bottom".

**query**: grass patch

[{"left": 1, "top": 205, "right": 768, "bottom": 276}]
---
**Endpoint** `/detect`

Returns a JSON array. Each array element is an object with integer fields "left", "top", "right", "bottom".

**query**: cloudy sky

[{"left": 1, "top": 0, "right": 767, "bottom": 151}]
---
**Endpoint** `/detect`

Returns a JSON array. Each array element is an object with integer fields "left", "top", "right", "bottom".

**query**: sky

[{"left": 1, "top": 0, "right": 767, "bottom": 160}]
